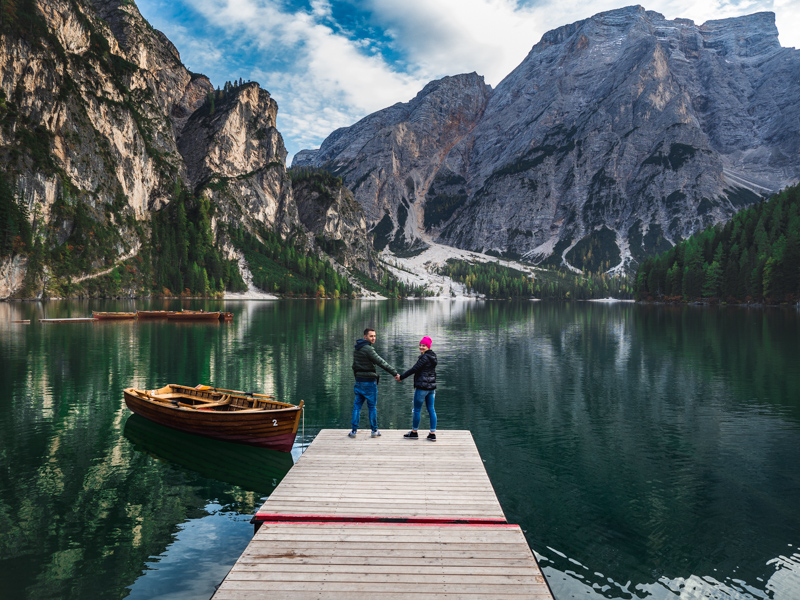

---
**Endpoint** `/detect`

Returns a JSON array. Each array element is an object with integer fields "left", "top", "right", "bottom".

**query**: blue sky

[{"left": 135, "top": 0, "right": 800, "bottom": 163}]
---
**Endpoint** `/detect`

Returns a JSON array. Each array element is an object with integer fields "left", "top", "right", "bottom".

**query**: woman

[{"left": 400, "top": 336, "right": 437, "bottom": 441}]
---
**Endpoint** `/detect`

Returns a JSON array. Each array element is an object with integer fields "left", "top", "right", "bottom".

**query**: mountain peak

[{"left": 700, "top": 11, "right": 780, "bottom": 58}]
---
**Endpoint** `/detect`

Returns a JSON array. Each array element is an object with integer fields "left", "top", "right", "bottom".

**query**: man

[{"left": 350, "top": 327, "right": 400, "bottom": 438}]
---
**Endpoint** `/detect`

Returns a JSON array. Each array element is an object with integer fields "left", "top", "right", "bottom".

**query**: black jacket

[
  {"left": 400, "top": 350, "right": 437, "bottom": 390},
  {"left": 352, "top": 338, "right": 398, "bottom": 380}
]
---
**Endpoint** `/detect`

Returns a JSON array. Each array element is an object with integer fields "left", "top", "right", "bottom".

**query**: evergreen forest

[
  {"left": 440, "top": 259, "right": 633, "bottom": 299},
  {"left": 228, "top": 225, "right": 355, "bottom": 298},
  {"left": 635, "top": 183, "right": 800, "bottom": 303},
  {"left": 349, "top": 265, "right": 428, "bottom": 298},
  {"left": 0, "top": 170, "right": 31, "bottom": 258},
  {"left": 150, "top": 186, "right": 246, "bottom": 296}
]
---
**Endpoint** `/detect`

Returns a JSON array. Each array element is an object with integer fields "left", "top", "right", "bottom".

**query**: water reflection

[
  {"left": 1, "top": 300, "right": 799, "bottom": 599},
  {"left": 123, "top": 416, "right": 294, "bottom": 495},
  {"left": 540, "top": 548, "right": 800, "bottom": 599},
  {"left": 125, "top": 504, "right": 255, "bottom": 600}
]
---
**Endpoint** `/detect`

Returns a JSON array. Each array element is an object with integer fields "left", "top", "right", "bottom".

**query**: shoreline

[{"left": 3, "top": 295, "right": 797, "bottom": 307}]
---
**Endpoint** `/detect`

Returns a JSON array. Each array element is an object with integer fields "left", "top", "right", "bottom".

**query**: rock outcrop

[
  {"left": 292, "top": 172, "right": 378, "bottom": 276},
  {"left": 177, "top": 82, "right": 298, "bottom": 235},
  {"left": 297, "top": 6, "right": 800, "bottom": 272}
]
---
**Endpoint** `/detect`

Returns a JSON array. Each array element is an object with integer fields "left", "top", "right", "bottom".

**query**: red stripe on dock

[
  {"left": 252, "top": 512, "right": 508, "bottom": 525},
  {"left": 254, "top": 519, "right": 521, "bottom": 528}
]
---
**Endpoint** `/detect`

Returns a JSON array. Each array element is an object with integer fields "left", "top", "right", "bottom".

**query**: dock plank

[
  {"left": 216, "top": 522, "right": 551, "bottom": 599},
  {"left": 255, "top": 429, "right": 505, "bottom": 523},
  {"left": 39, "top": 317, "right": 96, "bottom": 323},
  {"left": 215, "top": 430, "right": 552, "bottom": 599}
]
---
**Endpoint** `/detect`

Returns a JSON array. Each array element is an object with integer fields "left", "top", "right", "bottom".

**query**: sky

[{"left": 135, "top": 0, "right": 800, "bottom": 163}]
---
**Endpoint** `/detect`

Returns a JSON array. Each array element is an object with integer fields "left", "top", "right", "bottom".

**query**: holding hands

[{"left": 394, "top": 374, "right": 401, "bottom": 382}]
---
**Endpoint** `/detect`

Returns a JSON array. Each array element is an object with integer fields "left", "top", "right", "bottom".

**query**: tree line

[
  {"left": 205, "top": 78, "right": 252, "bottom": 115},
  {"left": 228, "top": 225, "right": 355, "bottom": 297},
  {"left": 347, "top": 266, "right": 429, "bottom": 298},
  {"left": 288, "top": 166, "right": 343, "bottom": 188},
  {"left": 635, "top": 183, "right": 800, "bottom": 303},
  {"left": 441, "top": 259, "right": 537, "bottom": 298},
  {"left": 440, "top": 259, "right": 633, "bottom": 299}
]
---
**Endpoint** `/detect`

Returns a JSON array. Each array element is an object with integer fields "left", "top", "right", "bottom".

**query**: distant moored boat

[
  {"left": 166, "top": 310, "right": 221, "bottom": 320},
  {"left": 135, "top": 310, "right": 170, "bottom": 319},
  {"left": 92, "top": 311, "right": 137, "bottom": 320}
]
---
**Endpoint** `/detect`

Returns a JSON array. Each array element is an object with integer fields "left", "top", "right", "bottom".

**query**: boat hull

[
  {"left": 123, "top": 387, "right": 302, "bottom": 452},
  {"left": 166, "top": 311, "right": 220, "bottom": 320},
  {"left": 93, "top": 312, "right": 136, "bottom": 320},
  {"left": 136, "top": 311, "right": 169, "bottom": 319}
]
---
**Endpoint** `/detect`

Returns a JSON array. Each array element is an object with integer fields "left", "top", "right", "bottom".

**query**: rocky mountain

[
  {"left": 295, "top": 6, "right": 800, "bottom": 273},
  {"left": 295, "top": 72, "right": 492, "bottom": 253},
  {"left": 292, "top": 170, "right": 377, "bottom": 275},
  {"left": 0, "top": 0, "right": 376, "bottom": 298}
]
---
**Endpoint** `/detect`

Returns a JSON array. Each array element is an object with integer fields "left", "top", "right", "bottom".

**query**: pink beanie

[{"left": 420, "top": 336, "right": 432, "bottom": 348}]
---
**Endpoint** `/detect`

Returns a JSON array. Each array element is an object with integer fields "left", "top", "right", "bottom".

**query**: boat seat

[{"left": 178, "top": 395, "right": 232, "bottom": 410}]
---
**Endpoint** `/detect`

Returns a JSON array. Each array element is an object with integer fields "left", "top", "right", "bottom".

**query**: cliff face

[
  {"left": 178, "top": 82, "right": 298, "bottom": 234},
  {"left": 294, "top": 72, "right": 492, "bottom": 252},
  {"left": 297, "top": 6, "right": 800, "bottom": 271},
  {"left": 0, "top": 0, "right": 373, "bottom": 298},
  {"left": 292, "top": 173, "right": 378, "bottom": 277}
]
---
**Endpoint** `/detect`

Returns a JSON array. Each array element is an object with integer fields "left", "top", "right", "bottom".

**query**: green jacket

[{"left": 352, "top": 338, "right": 398, "bottom": 380}]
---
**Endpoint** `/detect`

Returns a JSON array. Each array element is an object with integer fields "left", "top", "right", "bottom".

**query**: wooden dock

[
  {"left": 39, "top": 317, "right": 96, "bottom": 323},
  {"left": 214, "top": 430, "right": 553, "bottom": 599}
]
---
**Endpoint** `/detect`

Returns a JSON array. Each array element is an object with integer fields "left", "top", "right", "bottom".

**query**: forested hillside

[{"left": 635, "top": 184, "right": 800, "bottom": 303}]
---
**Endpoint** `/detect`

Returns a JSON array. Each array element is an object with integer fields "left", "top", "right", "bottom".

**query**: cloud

[
  {"left": 364, "top": 0, "right": 545, "bottom": 85},
  {"left": 364, "top": 0, "right": 799, "bottom": 86},
  {"left": 137, "top": 0, "right": 799, "bottom": 162},
  {"left": 165, "top": 0, "right": 426, "bottom": 160},
  {"left": 153, "top": 22, "right": 226, "bottom": 74},
  {"left": 774, "top": 0, "right": 800, "bottom": 48}
]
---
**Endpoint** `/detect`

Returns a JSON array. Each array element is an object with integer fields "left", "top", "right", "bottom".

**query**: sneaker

[
  {"left": 427, "top": 432, "right": 436, "bottom": 441},
  {"left": 348, "top": 430, "right": 357, "bottom": 438},
  {"left": 371, "top": 430, "right": 381, "bottom": 438},
  {"left": 403, "top": 430, "right": 419, "bottom": 439}
]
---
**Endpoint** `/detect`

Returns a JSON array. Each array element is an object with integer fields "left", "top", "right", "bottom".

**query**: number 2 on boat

[{"left": 273, "top": 419, "right": 278, "bottom": 426}]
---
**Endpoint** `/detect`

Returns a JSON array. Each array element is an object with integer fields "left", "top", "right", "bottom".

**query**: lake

[{"left": 1, "top": 299, "right": 799, "bottom": 599}]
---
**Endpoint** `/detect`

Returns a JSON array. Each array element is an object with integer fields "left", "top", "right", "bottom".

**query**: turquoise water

[{"left": 1, "top": 299, "right": 799, "bottom": 599}]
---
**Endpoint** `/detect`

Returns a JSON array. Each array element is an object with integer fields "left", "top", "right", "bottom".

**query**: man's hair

[{"left": 363, "top": 328, "right": 375, "bottom": 336}]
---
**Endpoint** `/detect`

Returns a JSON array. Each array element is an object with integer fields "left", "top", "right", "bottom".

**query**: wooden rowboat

[
  {"left": 123, "top": 384, "right": 304, "bottom": 452},
  {"left": 136, "top": 310, "right": 169, "bottom": 318},
  {"left": 93, "top": 311, "right": 136, "bottom": 320},
  {"left": 220, "top": 312, "right": 234, "bottom": 321},
  {"left": 166, "top": 310, "right": 221, "bottom": 320}
]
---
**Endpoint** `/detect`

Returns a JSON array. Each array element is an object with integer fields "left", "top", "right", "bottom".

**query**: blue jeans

[
  {"left": 352, "top": 380, "right": 378, "bottom": 431},
  {"left": 412, "top": 389, "right": 436, "bottom": 431}
]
